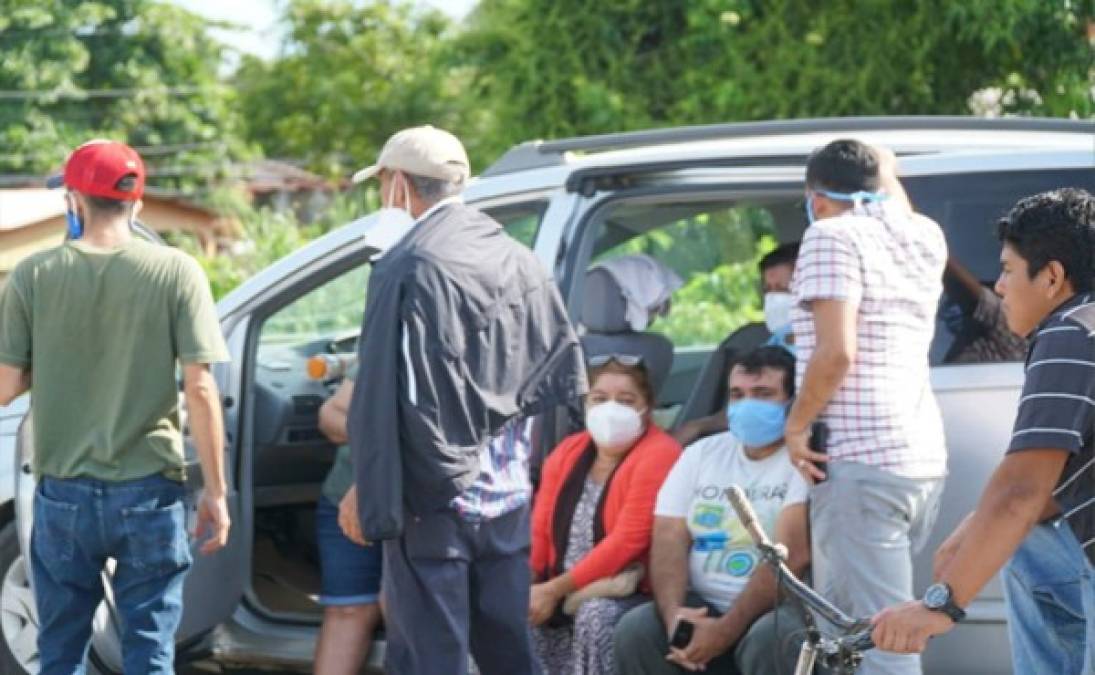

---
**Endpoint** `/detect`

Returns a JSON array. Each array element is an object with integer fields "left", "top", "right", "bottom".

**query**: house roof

[
  {"left": 0, "top": 189, "right": 68, "bottom": 231},
  {"left": 243, "top": 159, "right": 335, "bottom": 193}
]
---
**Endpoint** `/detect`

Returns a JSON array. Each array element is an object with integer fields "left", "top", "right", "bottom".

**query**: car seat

[
  {"left": 673, "top": 322, "right": 771, "bottom": 426},
  {"left": 579, "top": 266, "right": 674, "bottom": 398}
]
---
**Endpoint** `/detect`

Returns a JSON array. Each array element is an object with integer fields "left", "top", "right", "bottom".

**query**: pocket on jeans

[
  {"left": 120, "top": 500, "right": 191, "bottom": 574},
  {"left": 33, "top": 490, "right": 79, "bottom": 563}
]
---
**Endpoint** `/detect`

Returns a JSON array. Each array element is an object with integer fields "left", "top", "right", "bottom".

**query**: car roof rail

[{"left": 480, "top": 115, "right": 1095, "bottom": 178}]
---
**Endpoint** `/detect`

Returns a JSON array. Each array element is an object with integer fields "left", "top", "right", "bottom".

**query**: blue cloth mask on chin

[
  {"left": 726, "top": 398, "right": 788, "bottom": 448},
  {"left": 66, "top": 210, "right": 83, "bottom": 240}
]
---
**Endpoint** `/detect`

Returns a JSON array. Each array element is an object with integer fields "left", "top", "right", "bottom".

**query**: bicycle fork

[{"left": 794, "top": 641, "right": 818, "bottom": 675}]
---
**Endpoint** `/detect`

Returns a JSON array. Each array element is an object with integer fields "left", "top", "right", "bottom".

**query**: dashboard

[{"left": 249, "top": 335, "right": 357, "bottom": 506}]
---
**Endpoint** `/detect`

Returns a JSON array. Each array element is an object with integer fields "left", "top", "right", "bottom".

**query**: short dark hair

[
  {"left": 997, "top": 188, "right": 1095, "bottom": 293},
  {"left": 805, "top": 139, "right": 880, "bottom": 194},
  {"left": 759, "top": 242, "right": 800, "bottom": 274},
  {"left": 79, "top": 174, "right": 139, "bottom": 217},
  {"left": 84, "top": 195, "right": 134, "bottom": 217},
  {"left": 731, "top": 345, "right": 795, "bottom": 398}
]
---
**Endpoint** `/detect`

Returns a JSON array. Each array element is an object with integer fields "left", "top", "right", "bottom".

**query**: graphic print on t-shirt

[
  {"left": 654, "top": 431, "right": 809, "bottom": 612},
  {"left": 690, "top": 482, "right": 790, "bottom": 581}
]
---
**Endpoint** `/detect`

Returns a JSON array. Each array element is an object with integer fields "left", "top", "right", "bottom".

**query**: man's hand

[
  {"left": 194, "top": 490, "right": 231, "bottom": 555},
  {"left": 785, "top": 424, "right": 826, "bottom": 483},
  {"left": 871, "top": 601, "right": 954, "bottom": 654},
  {"left": 528, "top": 581, "right": 563, "bottom": 626},
  {"left": 338, "top": 485, "right": 367, "bottom": 546},
  {"left": 666, "top": 607, "right": 737, "bottom": 671}
]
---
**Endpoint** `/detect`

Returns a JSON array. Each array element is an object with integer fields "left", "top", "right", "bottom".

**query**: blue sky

[{"left": 169, "top": 0, "right": 477, "bottom": 60}]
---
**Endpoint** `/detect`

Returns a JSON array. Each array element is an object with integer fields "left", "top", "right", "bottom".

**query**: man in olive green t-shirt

[{"left": 0, "top": 140, "right": 231, "bottom": 674}]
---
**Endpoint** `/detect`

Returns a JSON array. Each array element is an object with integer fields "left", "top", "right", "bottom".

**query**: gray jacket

[{"left": 349, "top": 202, "right": 586, "bottom": 540}]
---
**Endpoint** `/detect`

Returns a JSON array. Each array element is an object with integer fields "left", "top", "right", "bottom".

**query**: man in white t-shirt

[{"left": 615, "top": 346, "right": 811, "bottom": 674}]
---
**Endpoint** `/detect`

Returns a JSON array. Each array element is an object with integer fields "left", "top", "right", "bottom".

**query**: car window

[
  {"left": 481, "top": 200, "right": 547, "bottom": 249},
  {"left": 258, "top": 262, "right": 370, "bottom": 357},
  {"left": 577, "top": 193, "right": 801, "bottom": 425},
  {"left": 906, "top": 169, "right": 1095, "bottom": 366},
  {"left": 587, "top": 198, "right": 782, "bottom": 349}
]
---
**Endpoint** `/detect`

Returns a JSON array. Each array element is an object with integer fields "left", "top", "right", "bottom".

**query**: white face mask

[
  {"left": 763, "top": 291, "right": 795, "bottom": 333},
  {"left": 586, "top": 401, "right": 645, "bottom": 449},
  {"left": 375, "top": 171, "right": 415, "bottom": 231}
]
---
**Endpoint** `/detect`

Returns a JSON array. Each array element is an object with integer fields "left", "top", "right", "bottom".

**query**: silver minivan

[{"left": 1, "top": 116, "right": 1092, "bottom": 674}]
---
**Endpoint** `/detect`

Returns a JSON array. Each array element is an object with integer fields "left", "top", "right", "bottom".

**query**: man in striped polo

[{"left": 873, "top": 188, "right": 1095, "bottom": 673}]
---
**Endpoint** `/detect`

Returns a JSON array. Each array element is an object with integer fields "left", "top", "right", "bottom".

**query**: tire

[
  {"left": 0, "top": 520, "right": 36, "bottom": 674},
  {"left": 0, "top": 521, "right": 112, "bottom": 675}
]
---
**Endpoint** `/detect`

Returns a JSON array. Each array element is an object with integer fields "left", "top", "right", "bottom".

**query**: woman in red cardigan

[{"left": 528, "top": 355, "right": 682, "bottom": 674}]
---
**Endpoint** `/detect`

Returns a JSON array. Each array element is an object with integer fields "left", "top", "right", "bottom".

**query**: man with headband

[{"left": 783, "top": 140, "right": 948, "bottom": 675}]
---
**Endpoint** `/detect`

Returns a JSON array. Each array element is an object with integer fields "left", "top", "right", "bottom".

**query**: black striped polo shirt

[{"left": 1008, "top": 293, "right": 1095, "bottom": 565}]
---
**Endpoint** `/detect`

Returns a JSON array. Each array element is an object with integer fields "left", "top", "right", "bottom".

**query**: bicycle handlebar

[{"left": 727, "top": 484, "right": 873, "bottom": 637}]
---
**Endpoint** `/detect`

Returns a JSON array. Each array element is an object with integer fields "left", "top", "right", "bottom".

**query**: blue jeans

[
  {"left": 1003, "top": 520, "right": 1095, "bottom": 675},
  {"left": 315, "top": 496, "right": 382, "bottom": 606},
  {"left": 31, "top": 474, "right": 192, "bottom": 675}
]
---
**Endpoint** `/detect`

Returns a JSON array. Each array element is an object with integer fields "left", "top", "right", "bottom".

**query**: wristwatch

[{"left": 922, "top": 582, "right": 966, "bottom": 623}]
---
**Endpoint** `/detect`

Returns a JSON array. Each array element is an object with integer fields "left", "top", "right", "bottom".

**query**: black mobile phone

[
  {"left": 809, "top": 421, "right": 829, "bottom": 483},
  {"left": 670, "top": 618, "right": 694, "bottom": 649}
]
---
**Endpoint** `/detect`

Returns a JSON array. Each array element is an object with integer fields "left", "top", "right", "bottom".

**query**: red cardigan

[{"left": 530, "top": 425, "right": 682, "bottom": 590}]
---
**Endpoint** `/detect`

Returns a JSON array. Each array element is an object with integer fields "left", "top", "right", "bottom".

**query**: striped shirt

[
  {"left": 791, "top": 201, "right": 948, "bottom": 478},
  {"left": 1008, "top": 293, "right": 1095, "bottom": 565},
  {"left": 450, "top": 417, "right": 534, "bottom": 522}
]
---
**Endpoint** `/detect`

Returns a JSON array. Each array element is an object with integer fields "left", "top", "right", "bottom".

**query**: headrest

[{"left": 582, "top": 267, "right": 631, "bottom": 334}]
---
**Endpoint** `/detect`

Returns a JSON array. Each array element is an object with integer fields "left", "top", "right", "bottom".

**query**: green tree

[
  {"left": 234, "top": 0, "right": 484, "bottom": 177},
  {"left": 456, "top": 0, "right": 1094, "bottom": 161},
  {"left": 0, "top": 0, "right": 248, "bottom": 189}
]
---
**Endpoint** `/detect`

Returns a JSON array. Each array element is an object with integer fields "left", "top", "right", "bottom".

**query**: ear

[{"left": 1044, "top": 260, "right": 1068, "bottom": 296}]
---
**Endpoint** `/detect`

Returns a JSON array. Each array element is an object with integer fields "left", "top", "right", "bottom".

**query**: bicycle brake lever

[{"left": 841, "top": 630, "right": 875, "bottom": 652}]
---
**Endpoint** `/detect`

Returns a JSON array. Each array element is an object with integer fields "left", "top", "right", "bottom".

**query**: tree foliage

[
  {"left": 0, "top": 0, "right": 248, "bottom": 188},
  {"left": 456, "top": 0, "right": 1094, "bottom": 161},
  {"left": 233, "top": 0, "right": 484, "bottom": 177}
]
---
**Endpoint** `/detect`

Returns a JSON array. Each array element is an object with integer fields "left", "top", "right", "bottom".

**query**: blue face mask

[
  {"left": 805, "top": 189, "right": 888, "bottom": 225},
  {"left": 65, "top": 209, "right": 83, "bottom": 240},
  {"left": 726, "top": 398, "right": 788, "bottom": 448},
  {"left": 765, "top": 325, "right": 797, "bottom": 356}
]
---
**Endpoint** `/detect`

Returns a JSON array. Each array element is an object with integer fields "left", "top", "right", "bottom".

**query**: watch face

[{"left": 924, "top": 583, "right": 950, "bottom": 609}]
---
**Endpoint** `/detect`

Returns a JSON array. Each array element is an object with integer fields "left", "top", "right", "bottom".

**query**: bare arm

[
  {"left": 319, "top": 379, "right": 354, "bottom": 445},
  {"left": 671, "top": 413, "right": 728, "bottom": 448},
  {"left": 872, "top": 450, "right": 1069, "bottom": 653},
  {"left": 183, "top": 363, "right": 230, "bottom": 554},
  {"left": 939, "top": 450, "right": 1068, "bottom": 606},
  {"left": 874, "top": 145, "right": 912, "bottom": 213},
  {"left": 786, "top": 298, "right": 857, "bottom": 481},
  {"left": 0, "top": 364, "right": 30, "bottom": 407},
  {"left": 714, "top": 503, "right": 810, "bottom": 642},
  {"left": 671, "top": 502, "right": 811, "bottom": 668},
  {"left": 943, "top": 258, "right": 984, "bottom": 312},
  {"left": 651, "top": 516, "right": 693, "bottom": 631}
]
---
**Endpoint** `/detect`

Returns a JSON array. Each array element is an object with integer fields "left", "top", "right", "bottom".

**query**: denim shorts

[{"left": 316, "top": 496, "right": 382, "bottom": 606}]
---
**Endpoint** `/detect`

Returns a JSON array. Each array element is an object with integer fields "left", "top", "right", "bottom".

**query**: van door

[{"left": 898, "top": 158, "right": 1095, "bottom": 674}]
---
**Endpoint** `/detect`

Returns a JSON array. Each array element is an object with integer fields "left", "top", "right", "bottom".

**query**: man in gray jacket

[{"left": 344, "top": 126, "right": 586, "bottom": 674}]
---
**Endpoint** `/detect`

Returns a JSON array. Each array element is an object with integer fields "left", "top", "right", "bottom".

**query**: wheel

[
  {"left": 0, "top": 520, "right": 37, "bottom": 674},
  {"left": 0, "top": 521, "right": 114, "bottom": 675}
]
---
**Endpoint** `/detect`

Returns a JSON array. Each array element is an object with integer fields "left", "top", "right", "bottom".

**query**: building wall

[
  {"left": 0, "top": 200, "right": 230, "bottom": 277},
  {"left": 0, "top": 217, "right": 65, "bottom": 276}
]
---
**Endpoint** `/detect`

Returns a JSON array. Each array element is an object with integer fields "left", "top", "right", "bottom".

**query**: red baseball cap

[{"left": 46, "top": 140, "right": 145, "bottom": 200}]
